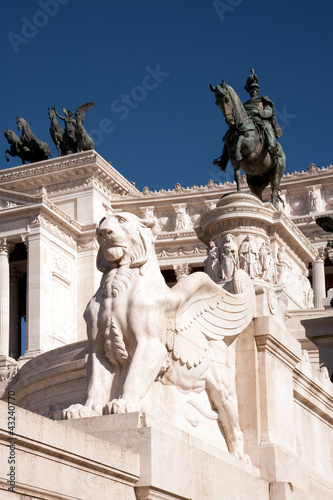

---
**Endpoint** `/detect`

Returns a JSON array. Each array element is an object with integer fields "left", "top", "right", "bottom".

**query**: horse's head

[
  {"left": 210, "top": 80, "right": 237, "bottom": 127},
  {"left": 16, "top": 116, "right": 23, "bottom": 130},
  {"left": 3, "top": 129, "right": 17, "bottom": 143},
  {"left": 48, "top": 108, "right": 55, "bottom": 119}
]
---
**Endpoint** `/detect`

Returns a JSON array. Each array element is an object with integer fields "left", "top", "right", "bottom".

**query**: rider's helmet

[{"left": 244, "top": 68, "right": 260, "bottom": 93}]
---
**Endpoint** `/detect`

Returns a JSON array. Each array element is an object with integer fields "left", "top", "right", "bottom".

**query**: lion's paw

[
  {"left": 231, "top": 450, "right": 251, "bottom": 464},
  {"left": 61, "top": 404, "right": 100, "bottom": 420},
  {"left": 104, "top": 398, "right": 137, "bottom": 415}
]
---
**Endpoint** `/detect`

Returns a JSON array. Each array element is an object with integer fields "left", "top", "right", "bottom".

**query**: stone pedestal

[
  {"left": 62, "top": 412, "right": 268, "bottom": 500},
  {"left": 196, "top": 193, "right": 318, "bottom": 310}
]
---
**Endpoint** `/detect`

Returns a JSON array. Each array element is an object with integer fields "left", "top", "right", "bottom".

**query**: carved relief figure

[
  {"left": 62, "top": 212, "right": 255, "bottom": 462},
  {"left": 277, "top": 244, "right": 292, "bottom": 284},
  {"left": 301, "top": 270, "right": 314, "bottom": 308},
  {"left": 174, "top": 205, "right": 187, "bottom": 230},
  {"left": 309, "top": 187, "right": 320, "bottom": 213},
  {"left": 220, "top": 233, "right": 238, "bottom": 280},
  {"left": 141, "top": 207, "right": 154, "bottom": 220},
  {"left": 259, "top": 242, "right": 276, "bottom": 283},
  {"left": 239, "top": 235, "right": 259, "bottom": 278},
  {"left": 204, "top": 241, "right": 221, "bottom": 282}
]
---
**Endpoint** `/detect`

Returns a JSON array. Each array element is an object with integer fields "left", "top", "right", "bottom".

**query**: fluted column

[
  {"left": 0, "top": 239, "right": 13, "bottom": 356},
  {"left": 9, "top": 268, "right": 22, "bottom": 359},
  {"left": 312, "top": 251, "right": 326, "bottom": 309}
]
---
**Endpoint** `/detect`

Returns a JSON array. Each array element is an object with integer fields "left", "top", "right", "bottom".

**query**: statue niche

[{"left": 62, "top": 212, "right": 256, "bottom": 462}]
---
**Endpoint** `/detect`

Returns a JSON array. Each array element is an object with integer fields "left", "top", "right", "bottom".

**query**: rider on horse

[{"left": 215, "top": 69, "right": 282, "bottom": 170}]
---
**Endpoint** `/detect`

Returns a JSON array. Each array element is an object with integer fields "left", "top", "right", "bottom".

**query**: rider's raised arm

[{"left": 54, "top": 107, "right": 65, "bottom": 121}]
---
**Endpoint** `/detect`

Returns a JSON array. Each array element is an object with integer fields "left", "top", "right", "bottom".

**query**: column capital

[
  {"left": 21, "top": 235, "right": 29, "bottom": 250},
  {"left": 173, "top": 263, "right": 192, "bottom": 281},
  {"left": 314, "top": 246, "right": 326, "bottom": 263},
  {"left": 0, "top": 238, "right": 14, "bottom": 256}
]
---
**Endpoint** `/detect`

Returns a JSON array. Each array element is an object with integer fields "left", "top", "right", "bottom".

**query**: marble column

[
  {"left": 0, "top": 238, "right": 13, "bottom": 356},
  {"left": 9, "top": 268, "right": 22, "bottom": 359},
  {"left": 25, "top": 225, "right": 51, "bottom": 358},
  {"left": 312, "top": 252, "right": 326, "bottom": 309}
]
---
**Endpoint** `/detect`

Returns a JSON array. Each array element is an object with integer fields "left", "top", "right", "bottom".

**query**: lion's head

[{"left": 96, "top": 212, "right": 160, "bottom": 273}]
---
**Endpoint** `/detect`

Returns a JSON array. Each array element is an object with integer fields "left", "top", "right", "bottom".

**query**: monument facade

[{"left": 0, "top": 151, "right": 332, "bottom": 499}]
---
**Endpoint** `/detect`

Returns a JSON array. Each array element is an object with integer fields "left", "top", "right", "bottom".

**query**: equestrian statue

[{"left": 210, "top": 69, "right": 286, "bottom": 207}]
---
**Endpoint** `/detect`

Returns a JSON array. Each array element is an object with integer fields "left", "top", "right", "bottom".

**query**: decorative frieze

[
  {"left": 29, "top": 216, "right": 77, "bottom": 249},
  {"left": 156, "top": 245, "right": 206, "bottom": 258}
]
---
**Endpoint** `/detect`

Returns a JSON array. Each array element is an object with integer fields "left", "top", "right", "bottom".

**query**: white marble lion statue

[{"left": 62, "top": 212, "right": 255, "bottom": 461}]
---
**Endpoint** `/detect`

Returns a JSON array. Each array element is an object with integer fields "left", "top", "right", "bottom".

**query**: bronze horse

[
  {"left": 210, "top": 80, "right": 286, "bottom": 207},
  {"left": 16, "top": 116, "right": 51, "bottom": 163},
  {"left": 48, "top": 107, "right": 77, "bottom": 156},
  {"left": 4, "top": 129, "right": 33, "bottom": 164}
]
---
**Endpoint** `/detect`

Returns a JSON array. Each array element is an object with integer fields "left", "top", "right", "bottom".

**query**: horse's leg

[
  {"left": 247, "top": 174, "right": 269, "bottom": 201},
  {"left": 269, "top": 147, "right": 286, "bottom": 207},
  {"left": 56, "top": 141, "right": 61, "bottom": 156},
  {"left": 234, "top": 166, "right": 241, "bottom": 191},
  {"left": 5, "top": 150, "right": 11, "bottom": 162},
  {"left": 234, "top": 135, "right": 245, "bottom": 162}
]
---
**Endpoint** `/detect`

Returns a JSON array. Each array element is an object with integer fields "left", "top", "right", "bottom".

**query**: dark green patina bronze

[{"left": 211, "top": 69, "right": 286, "bottom": 208}]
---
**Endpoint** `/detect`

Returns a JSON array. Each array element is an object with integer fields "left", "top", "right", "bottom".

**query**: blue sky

[{"left": 1, "top": 0, "right": 332, "bottom": 191}]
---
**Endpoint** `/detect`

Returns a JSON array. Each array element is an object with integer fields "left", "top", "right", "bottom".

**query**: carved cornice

[
  {"left": 0, "top": 152, "right": 97, "bottom": 182},
  {"left": 29, "top": 215, "right": 77, "bottom": 249},
  {"left": 255, "top": 331, "right": 300, "bottom": 370},
  {"left": 42, "top": 199, "right": 82, "bottom": 231},
  {"left": 0, "top": 151, "right": 139, "bottom": 197},
  {"left": 293, "top": 358, "right": 333, "bottom": 423},
  {"left": 112, "top": 180, "right": 228, "bottom": 199}
]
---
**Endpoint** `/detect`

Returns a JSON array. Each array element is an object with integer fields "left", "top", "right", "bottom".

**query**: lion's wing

[{"left": 167, "top": 270, "right": 255, "bottom": 368}]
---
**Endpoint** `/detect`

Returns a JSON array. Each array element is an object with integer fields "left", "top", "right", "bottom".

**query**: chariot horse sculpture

[
  {"left": 48, "top": 107, "right": 77, "bottom": 156},
  {"left": 210, "top": 71, "right": 286, "bottom": 207},
  {"left": 4, "top": 129, "right": 33, "bottom": 164},
  {"left": 16, "top": 116, "right": 51, "bottom": 162}
]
